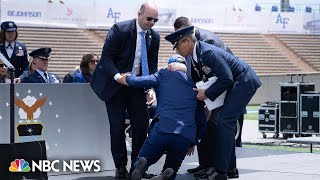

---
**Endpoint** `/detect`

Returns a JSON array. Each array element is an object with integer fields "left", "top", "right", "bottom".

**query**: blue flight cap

[
  {"left": 1, "top": 21, "right": 17, "bottom": 32},
  {"left": 165, "top": 26, "right": 194, "bottom": 50},
  {"left": 29, "top": 48, "right": 52, "bottom": 60},
  {"left": 168, "top": 54, "right": 186, "bottom": 64}
]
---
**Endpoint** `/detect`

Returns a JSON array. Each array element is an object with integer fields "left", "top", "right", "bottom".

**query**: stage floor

[{"left": 49, "top": 147, "right": 320, "bottom": 180}]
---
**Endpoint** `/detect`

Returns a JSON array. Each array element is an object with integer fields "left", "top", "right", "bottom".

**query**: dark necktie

[
  {"left": 6, "top": 43, "right": 13, "bottom": 49},
  {"left": 140, "top": 31, "right": 149, "bottom": 76},
  {"left": 43, "top": 73, "right": 50, "bottom": 83}
]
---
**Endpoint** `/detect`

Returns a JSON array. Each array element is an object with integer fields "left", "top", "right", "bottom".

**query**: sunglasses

[
  {"left": 90, "top": 60, "right": 99, "bottom": 64},
  {"left": 146, "top": 16, "right": 159, "bottom": 22},
  {"left": 0, "top": 64, "right": 7, "bottom": 68},
  {"left": 141, "top": 12, "right": 158, "bottom": 23}
]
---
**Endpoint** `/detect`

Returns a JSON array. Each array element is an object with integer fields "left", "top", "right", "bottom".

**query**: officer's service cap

[
  {"left": 168, "top": 54, "right": 186, "bottom": 64},
  {"left": 29, "top": 48, "right": 52, "bottom": 60},
  {"left": 165, "top": 26, "right": 194, "bottom": 50},
  {"left": 1, "top": 21, "right": 17, "bottom": 32}
]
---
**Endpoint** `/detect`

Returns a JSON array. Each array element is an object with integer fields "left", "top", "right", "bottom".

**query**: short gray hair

[{"left": 168, "top": 62, "right": 187, "bottom": 72}]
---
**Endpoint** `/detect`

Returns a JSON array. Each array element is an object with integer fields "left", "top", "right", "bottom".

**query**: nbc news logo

[
  {"left": 9, "top": 159, "right": 100, "bottom": 173},
  {"left": 9, "top": 159, "right": 31, "bottom": 172}
]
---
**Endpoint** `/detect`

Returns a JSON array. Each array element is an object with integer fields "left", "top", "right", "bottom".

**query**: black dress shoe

[
  {"left": 194, "top": 167, "right": 215, "bottom": 178},
  {"left": 116, "top": 166, "right": 129, "bottom": 179},
  {"left": 150, "top": 168, "right": 174, "bottom": 180},
  {"left": 187, "top": 165, "right": 206, "bottom": 173},
  {"left": 131, "top": 157, "right": 148, "bottom": 180},
  {"left": 207, "top": 172, "right": 227, "bottom": 180},
  {"left": 227, "top": 168, "right": 239, "bottom": 179}
]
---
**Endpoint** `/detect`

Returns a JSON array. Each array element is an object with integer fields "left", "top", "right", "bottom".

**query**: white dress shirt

[
  {"left": 192, "top": 42, "right": 198, "bottom": 63},
  {"left": 36, "top": 69, "right": 50, "bottom": 83},
  {"left": 114, "top": 20, "right": 147, "bottom": 81},
  {"left": 5, "top": 41, "right": 14, "bottom": 59}
]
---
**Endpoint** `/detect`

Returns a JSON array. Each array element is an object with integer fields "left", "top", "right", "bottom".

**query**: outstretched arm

[{"left": 126, "top": 73, "right": 159, "bottom": 89}]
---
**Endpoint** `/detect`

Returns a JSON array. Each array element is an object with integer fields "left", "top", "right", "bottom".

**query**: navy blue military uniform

[
  {"left": 21, "top": 48, "right": 60, "bottom": 83},
  {"left": 186, "top": 27, "right": 237, "bottom": 174},
  {"left": 165, "top": 26, "right": 261, "bottom": 178},
  {"left": 0, "top": 21, "right": 29, "bottom": 77},
  {"left": 194, "top": 41, "right": 261, "bottom": 175},
  {"left": 22, "top": 70, "right": 60, "bottom": 83},
  {"left": 127, "top": 67, "right": 206, "bottom": 179},
  {"left": 187, "top": 27, "right": 245, "bottom": 177},
  {"left": 90, "top": 19, "right": 160, "bottom": 173}
]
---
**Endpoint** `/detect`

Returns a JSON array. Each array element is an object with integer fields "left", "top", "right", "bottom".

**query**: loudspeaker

[
  {"left": 0, "top": 141, "right": 48, "bottom": 180},
  {"left": 300, "top": 93, "right": 320, "bottom": 134}
]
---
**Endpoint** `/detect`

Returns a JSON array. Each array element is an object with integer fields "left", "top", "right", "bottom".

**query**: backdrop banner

[{"left": 0, "top": 0, "right": 319, "bottom": 34}]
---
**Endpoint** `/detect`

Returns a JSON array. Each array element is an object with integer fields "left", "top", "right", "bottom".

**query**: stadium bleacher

[
  {"left": 17, "top": 26, "right": 319, "bottom": 78},
  {"left": 277, "top": 34, "right": 320, "bottom": 71},
  {"left": 18, "top": 27, "right": 103, "bottom": 78}
]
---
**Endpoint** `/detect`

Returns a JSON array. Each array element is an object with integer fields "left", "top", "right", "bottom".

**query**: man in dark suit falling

[
  {"left": 90, "top": 2, "right": 160, "bottom": 179},
  {"left": 21, "top": 48, "right": 60, "bottom": 83},
  {"left": 165, "top": 26, "right": 261, "bottom": 180},
  {"left": 0, "top": 21, "right": 29, "bottom": 78}
]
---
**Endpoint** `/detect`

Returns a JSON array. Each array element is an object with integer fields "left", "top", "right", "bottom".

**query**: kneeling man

[{"left": 119, "top": 55, "right": 206, "bottom": 180}]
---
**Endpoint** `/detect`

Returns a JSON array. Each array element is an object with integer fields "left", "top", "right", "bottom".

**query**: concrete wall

[{"left": 251, "top": 73, "right": 320, "bottom": 105}]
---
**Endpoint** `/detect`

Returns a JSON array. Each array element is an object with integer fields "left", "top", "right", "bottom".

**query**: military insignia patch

[{"left": 202, "top": 65, "right": 212, "bottom": 75}]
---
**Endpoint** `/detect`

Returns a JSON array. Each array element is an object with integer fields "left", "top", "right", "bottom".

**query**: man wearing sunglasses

[{"left": 90, "top": 1, "right": 160, "bottom": 179}]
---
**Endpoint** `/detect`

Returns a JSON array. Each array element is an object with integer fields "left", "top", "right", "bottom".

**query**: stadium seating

[
  {"left": 216, "top": 33, "right": 305, "bottom": 74},
  {"left": 17, "top": 26, "right": 318, "bottom": 78},
  {"left": 18, "top": 27, "right": 103, "bottom": 78},
  {"left": 277, "top": 34, "right": 320, "bottom": 71}
]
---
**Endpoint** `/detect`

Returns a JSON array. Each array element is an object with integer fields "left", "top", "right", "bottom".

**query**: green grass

[
  {"left": 244, "top": 113, "right": 258, "bottom": 120},
  {"left": 244, "top": 105, "right": 259, "bottom": 120},
  {"left": 243, "top": 144, "right": 320, "bottom": 153},
  {"left": 246, "top": 105, "right": 259, "bottom": 110}
]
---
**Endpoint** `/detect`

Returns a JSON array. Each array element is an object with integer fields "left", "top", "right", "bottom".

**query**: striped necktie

[
  {"left": 140, "top": 31, "right": 149, "bottom": 76},
  {"left": 44, "top": 73, "right": 50, "bottom": 83}
]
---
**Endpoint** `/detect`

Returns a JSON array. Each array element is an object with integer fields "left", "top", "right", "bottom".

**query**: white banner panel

[
  {"left": 46, "top": 0, "right": 93, "bottom": 27},
  {"left": 93, "top": 0, "right": 139, "bottom": 28},
  {"left": 1, "top": 0, "right": 46, "bottom": 25},
  {"left": 268, "top": 12, "right": 305, "bottom": 33},
  {"left": 0, "top": 0, "right": 319, "bottom": 34},
  {"left": 303, "top": 13, "right": 320, "bottom": 34}
]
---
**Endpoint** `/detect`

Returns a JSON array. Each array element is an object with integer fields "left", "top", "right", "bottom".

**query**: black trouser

[
  {"left": 197, "top": 106, "right": 223, "bottom": 167},
  {"left": 197, "top": 106, "right": 240, "bottom": 170},
  {"left": 105, "top": 87, "right": 149, "bottom": 171}
]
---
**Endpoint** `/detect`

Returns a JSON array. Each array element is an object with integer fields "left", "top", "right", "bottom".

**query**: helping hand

[
  {"left": 117, "top": 73, "right": 129, "bottom": 86},
  {"left": 193, "top": 88, "right": 208, "bottom": 101},
  {"left": 146, "top": 89, "right": 156, "bottom": 105},
  {"left": 186, "top": 146, "right": 195, "bottom": 156}
]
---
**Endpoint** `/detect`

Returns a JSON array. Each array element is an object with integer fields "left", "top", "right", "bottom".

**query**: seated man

[
  {"left": 120, "top": 55, "right": 206, "bottom": 180},
  {"left": 21, "top": 48, "right": 60, "bottom": 83}
]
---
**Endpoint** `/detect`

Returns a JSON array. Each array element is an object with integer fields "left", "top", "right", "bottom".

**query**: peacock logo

[{"left": 9, "top": 159, "right": 31, "bottom": 172}]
